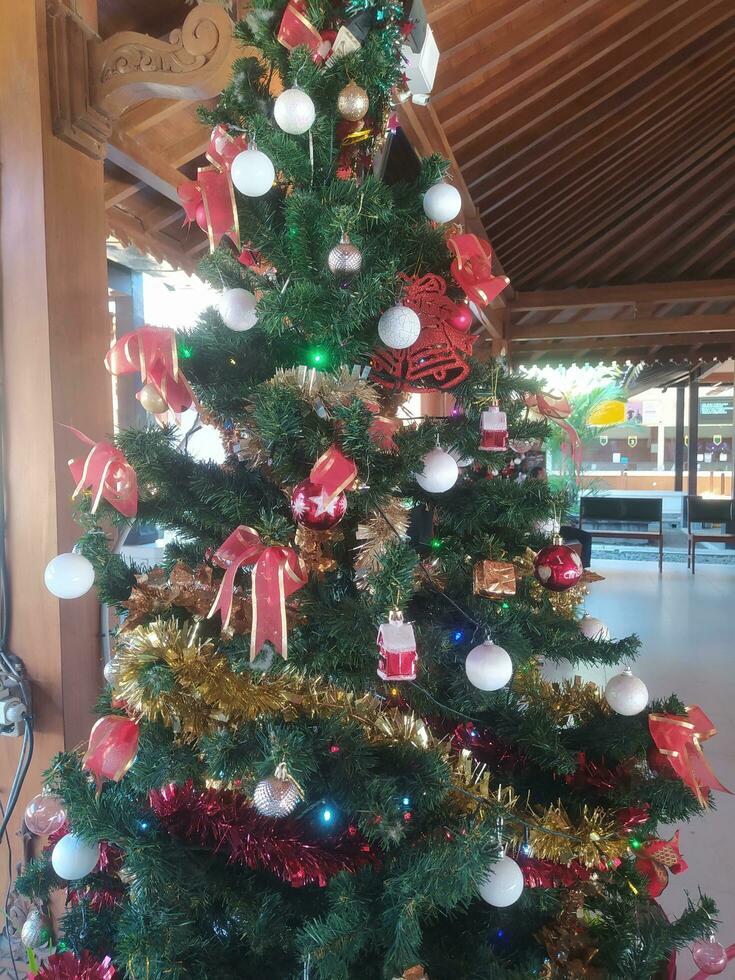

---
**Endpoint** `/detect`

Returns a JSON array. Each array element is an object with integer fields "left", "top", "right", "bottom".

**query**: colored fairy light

[
  {"left": 401, "top": 796, "right": 410, "bottom": 807},
  {"left": 453, "top": 630, "right": 464, "bottom": 642},
  {"left": 321, "top": 807, "right": 333, "bottom": 824},
  {"left": 430, "top": 537, "right": 442, "bottom": 549},
  {"left": 179, "top": 343, "right": 193, "bottom": 359}
]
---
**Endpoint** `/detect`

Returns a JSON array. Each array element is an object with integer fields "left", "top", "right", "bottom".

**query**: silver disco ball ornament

[
  {"left": 327, "top": 233, "right": 363, "bottom": 279},
  {"left": 252, "top": 763, "right": 302, "bottom": 818}
]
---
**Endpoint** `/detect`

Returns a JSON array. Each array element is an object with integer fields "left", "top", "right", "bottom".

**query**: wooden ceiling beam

[
  {"left": 166, "top": 125, "right": 210, "bottom": 168},
  {"left": 667, "top": 217, "right": 735, "bottom": 278},
  {"left": 512, "top": 281, "right": 735, "bottom": 312},
  {"left": 117, "top": 99, "right": 191, "bottom": 137},
  {"left": 509, "top": 315, "right": 735, "bottom": 342},
  {"left": 512, "top": 333, "right": 735, "bottom": 352},
  {"left": 107, "top": 206, "right": 197, "bottom": 275},
  {"left": 107, "top": 128, "right": 184, "bottom": 203},
  {"left": 104, "top": 169, "right": 144, "bottom": 209}
]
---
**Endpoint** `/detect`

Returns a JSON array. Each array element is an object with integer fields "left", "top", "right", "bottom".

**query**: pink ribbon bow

[
  {"left": 446, "top": 233, "right": 510, "bottom": 307},
  {"left": 67, "top": 426, "right": 137, "bottom": 518},
  {"left": 178, "top": 125, "right": 246, "bottom": 252},
  {"left": 105, "top": 326, "right": 194, "bottom": 416}
]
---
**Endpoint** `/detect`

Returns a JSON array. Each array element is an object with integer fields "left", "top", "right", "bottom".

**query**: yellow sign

[{"left": 587, "top": 400, "right": 625, "bottom": 426}]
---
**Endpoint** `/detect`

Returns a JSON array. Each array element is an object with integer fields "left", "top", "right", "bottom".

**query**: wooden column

[
  {"left": 674, "top": 385, "right": 685, "bottom": 492},
  {"left": 0, "top": 0, "right": 112, "bottom": 889},
  {"left": 687, "top": 372, "right": 700, "bottom": 497}
]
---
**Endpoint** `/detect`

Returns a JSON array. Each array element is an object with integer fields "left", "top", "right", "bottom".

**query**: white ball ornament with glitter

[
  {"left": 219, "top": 288, "right": 258, "bottom": 331},
  {"left": 579, "top": 614, "right": 610, "bottom": 642},
  {"left": 604, "top": 668, "right": 649, "bottom": 716},
  {"left": 465, "top": 640, "right": 513, "bottom": 692},
  {"left": 51, "top": 834, "right": 100, "bottom": 880},
  {"left": 478, "top": 854, "right": 524, "bottom": 907},
  {"left": 273, "top": 87, "right": 316, "bottom": 135},
  {"left": 231, "top": 147, "right": 275, "bottom": 197},
  {"left": 44, "top": 552, "right": 95, "bottom": 599},
  {"left": 422, "top": 182, "right": 462, "bottom": 223},
  {"left": 415, "top": 448, "right": 459, "bottom": 493},
  {"left": 252, "top": 763, "right": 303, "bottom": 818},
  {"left": 378, "top": 304, "right": 421, "bottom": 350}
]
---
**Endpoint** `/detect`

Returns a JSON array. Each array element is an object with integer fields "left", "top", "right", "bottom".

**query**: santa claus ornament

[
  {"left": 377, "top": 610, "right": 417, "bottom": 682},
  {"left": 533, "top": 537, "right": 583, "bottom": 592},
  {"left": 290, "top": 478, "right": 347, "bottom": 530}
]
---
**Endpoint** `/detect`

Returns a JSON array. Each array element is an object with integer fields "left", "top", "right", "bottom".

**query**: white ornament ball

[
  {"left": 231, "top": 148, "right": 275, "bottom": 197},
  {"left": 478, "top": 855, "right": 524, "bottom": 907},
  {"left": 465, "top": 641, "right": 513, "bottom": 692},
  {"left": 415, "top": 448, "right": 459, "bottom": 494},
  {"left": 51, "top": 834, "right": 100, "bottom": 880},
  {"left": 273, "top": 87, "right": 316, "bottom": 135},
  {"left": 423, "top": 182, "right": 462, "bottom": 223},
  {"left": 219, "top": 288, "right": 258, "bottom": 331},
  {"left": 44, "top": 553, "right": 95, "bottom": 600},
  {"left": 378, "top": 304, "right": 421, "bottom": 350},
  {"left": 604, "top": 669, "right": 649, "bottom": 716},
  {"left": 579, "top": 614, "right": 610, "bottom": 642}
]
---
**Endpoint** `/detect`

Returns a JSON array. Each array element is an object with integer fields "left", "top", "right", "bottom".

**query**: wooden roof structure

[{"left": 98, "top": 0, "right": 735, "bottom": 365}]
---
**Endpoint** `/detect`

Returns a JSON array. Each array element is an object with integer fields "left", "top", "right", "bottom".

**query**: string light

[
  {"left": 179, "top": 343, "right": 193, "bottom": 359},
  {"left": 320, "top": 806, "right": 334, "bottom": 825}
]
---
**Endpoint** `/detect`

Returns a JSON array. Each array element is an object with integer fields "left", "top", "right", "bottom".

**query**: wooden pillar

[
  {"left": 0, "top": 0, "right": 112, "bottom": 888},
  {"left": 687, "top": 372, "right": 700, "bottom": 497},
  {"left": 674, "top": 385, "right": 685, "bottom": 492}
]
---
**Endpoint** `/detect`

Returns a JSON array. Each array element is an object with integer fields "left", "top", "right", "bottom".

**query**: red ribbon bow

[
  {"left": 310, "top": 446, "right": 357, "bottom": 505},
  {"left": 66, "top": 427, "right": 137, "bottom": 519},
  {"left": 648, "top": 705, "right": 731, "bottom": 807},
  {"left": 82, "top": 715, "right": 140, "bottom": 792},
  {"left": 525, "top": 390, "right": 583, "bottom": 480},
  {"left": 207, "top": 526, "right": 307, "bottom": 659},
  {"left": 178, "top": 125, "right": 246, "bottom": 252},
  {"left": 446, "top": 233, "right": 510, "bottom": 307},
  {"left": 105, "top": 327, "right": 194, "bottom": 416},
  {"left": 635, "top": 831, "right": 688, "bottom": 898}
]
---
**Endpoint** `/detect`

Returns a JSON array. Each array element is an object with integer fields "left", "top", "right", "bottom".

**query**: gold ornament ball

[
  {"left": 337, "top": 81, "right": 369, "bottom": 122},
  {"left": 21, "top": 908, "right": 52, "bottom": 949},
  {"left": 139, "top": 383, "right": 168, "bottom": 415},
  {"left": 327, "top": 233, "right": 363, "bottom": 278}
]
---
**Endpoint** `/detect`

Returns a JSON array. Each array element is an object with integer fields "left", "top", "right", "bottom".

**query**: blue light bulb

[
  {"left": 401, "top": 796, "right": 410, "bottom": 807},
  {"left": 321, "top": 807, "right": 333, "bottom": 824}
]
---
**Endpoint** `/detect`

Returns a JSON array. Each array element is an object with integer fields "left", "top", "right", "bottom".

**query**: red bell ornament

[
  {"left": 290, "top": 479, "right": 347, "bottom": 530},
  {"left": 377, "top": 610, "right": 417, "bottom": 681},
  {"left": 479, "top": 403, "right": 508, "bottom": 452},
  {"left": 533, "top": 537, "right": 583, "bottom": 592}
]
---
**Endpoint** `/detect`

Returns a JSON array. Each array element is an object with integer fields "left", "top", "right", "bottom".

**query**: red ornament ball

[
  {"left": 646, "top": 744, "right": 676, "bottom": 778},
  {"left": 449, "top": 303, "right": 474, "bottom": 331},
  {"left": 533, "top": 542, "right": 583, "bottom": 592},
  {"left": 290, "top": 479, "right": 347, "bottom": 530},
  {"left": 195, "top": 203, "right": 208, "bottom": 232}
]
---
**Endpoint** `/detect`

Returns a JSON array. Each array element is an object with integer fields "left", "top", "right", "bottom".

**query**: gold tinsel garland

[
  {"left": 513, "top": 662, "right": 611, "bottom": 726},
  {"left": 112, "top": 622, "right": 631, "bottom": 866},
  {"left": 355, "top": 497, "right": 409, "bottom": 572}
]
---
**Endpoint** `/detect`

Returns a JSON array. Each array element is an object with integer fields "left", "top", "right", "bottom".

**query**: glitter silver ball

[
  {"left": 252, "top": 775, "right": 301, "bottom": 818},
  {"left": 21, "top": 909, "right": 52, "bottom": 949},
  {"left": 327, "top": 233, "right": 363, "bottom": 278}
]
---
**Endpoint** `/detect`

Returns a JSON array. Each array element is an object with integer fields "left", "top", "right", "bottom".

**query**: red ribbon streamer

[
  {"left": 177, "top": 125, "right": 245, "bottom": 252},
  {"left": 525, "top": 391, "right": 583, "bottom": 479},
  {"left": 31, "top": 951, "right": 118, "bottom": 980},
  {"left": 207, "top": 526, "right": 307, "bottom": 659},
  {"left": 310, "top": 446, "right": 357, "bottom": 505},
  {"left": 446, "top": 233, "right": 510, "bottom": 307},
  {"left": 105, "top": 327, "right": 194, "bottom": 416},
  {"left": 648, "top": 705, "right": 732, "bottom": 807},
  {"left": 66, "top": 427, "right": 137, "bottom": 519},
  {"left": 150, "top": 780, "right": 378, "bottom": 888}
]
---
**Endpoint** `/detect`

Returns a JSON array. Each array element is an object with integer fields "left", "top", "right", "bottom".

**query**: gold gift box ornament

[{"left": 473, "top": 560, "right": 517, "bottom": 599}]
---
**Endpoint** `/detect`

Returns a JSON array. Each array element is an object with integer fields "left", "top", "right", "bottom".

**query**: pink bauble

[
  {"left": 533, "top": 543, "right": 583, "bottom": 592},
  {"left": 290, "top": 479, "right": 347, "bottom": 530},
  {"left": 195, "top": 203, "right": 208, "bottom": 232},
  {"left": 692, "top": 939, "right": 728, "bottom": 974},
  {"left": 24, "top": 793, "right": 67, "bottom": 837},
  {"left": 449, "top": 303, "right": 473, "bottom": 331}
]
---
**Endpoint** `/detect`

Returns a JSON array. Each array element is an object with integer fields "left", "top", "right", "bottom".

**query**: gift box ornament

[
  {"left": 473, "top": 560, "right": 517, "bottom": 599},
  {"left": 377, "top": 610, "right": 417, "bottom": 681},
  {"left": 480, "top": 403, "right": 508, "bottom": 452}
]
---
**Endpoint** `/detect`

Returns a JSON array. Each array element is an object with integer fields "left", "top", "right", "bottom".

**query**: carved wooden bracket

[{"left": 46, "top": 1, "right": 235, "bottom": 159}]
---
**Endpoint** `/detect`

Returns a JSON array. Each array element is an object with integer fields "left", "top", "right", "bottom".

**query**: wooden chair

[
  {"left": 579, "top": 497, "right": 664, "bottom": 573},
  {"left": 686, "top": 496, "right": 735, "bottom": 574}
]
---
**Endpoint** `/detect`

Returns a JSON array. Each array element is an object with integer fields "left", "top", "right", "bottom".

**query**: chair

[
  {"left": 686, "top": 496, "right": 735, "bottom": 574},
  {"left": 579, "top": 496, "right": 664, "bottom": 573}
]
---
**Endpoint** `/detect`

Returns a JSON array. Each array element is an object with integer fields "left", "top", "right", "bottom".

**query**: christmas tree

[{"left": 18, "top": 2, "right": 725, "bottom": 978}]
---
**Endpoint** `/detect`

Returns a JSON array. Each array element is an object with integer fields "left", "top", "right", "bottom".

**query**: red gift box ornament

[
  {"left": 207, "top": 525, "right": 307, "bottom": 659},
  {"left": 648, "top": 705, "right": 732, "bottom": 807},
  {"left": 447, "top": 233, "right": 510, "bottom": 307},
  {"left": 479, "top": 403, "right": 508, "bottom": 452},
  {"left": 82, "top": 715, "right": 140, "bottom": 792},
  {"left": 377, "top": 610, "right": 417, "bottom": 682},
  {"left": 105, "top": 326, "right": 194, "bottom": 418},
  {"left": 635, "top": 831, "right": 688, "bottom": 898},
  {"left": 277, "top": 0, "right": 323, "bottom": 56},
  {"left": 66, "top": 426, "right": 137, "bottom": 519}
]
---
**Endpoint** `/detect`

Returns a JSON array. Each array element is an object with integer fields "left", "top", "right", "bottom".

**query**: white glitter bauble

[
  {"left": 231, "top": 148, "right": 275, "bottom": 197},
  {"left": 604, "top": 669, "right": 649, "bottom": 716},
  {"left": 219, "top": 288, "right": 258, "bottom": 331},
  {"left": 273, "top": 87, "right": 316, "bottom": 135},
  {"left": 478, "top": 855, "right": 524, "bottom": 907},
  {"left": 465, "top": 641, "right": 513, "bottom": 692},
  {"left": 415, "top": 448, "right": 459, "bottom": 493},
  {"left": 378, "top": 304, "right": 421, "bottom": 349},
  {"left": 44, "top": 553, "right": 95, "bottom": 599},
  {"left": 51, "top": 834, "right": 100, "bottom": 880},
  {"left": 252, "top": 770, "right": 302, "bottom": 818},
  {"left": 579, "top": 614, "right": 610, "bottom": 642},
  {"left": 422, "top": 182, "right": 462, "bottom": 223}
]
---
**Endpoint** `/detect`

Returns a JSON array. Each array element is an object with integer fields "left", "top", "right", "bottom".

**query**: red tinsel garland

[
  {"left": 31, "top": 951, "right": 117, "bottom": 980},
  {"left": 149, "top": 781, "right": 379, "bottom": 888},
  {"left": 518, "top": 855, "right": 616, "bottom": 888}
]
